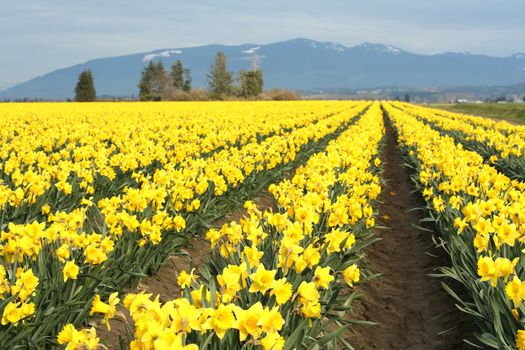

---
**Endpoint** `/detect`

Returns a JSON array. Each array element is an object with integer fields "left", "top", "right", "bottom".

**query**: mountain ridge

[{"left": 1, "top": 38, "right": 525, "bottom": 100}]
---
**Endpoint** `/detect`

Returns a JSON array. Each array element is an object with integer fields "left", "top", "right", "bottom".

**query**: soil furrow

[{"left": 346, "top": 114, "right": 470, "bottom": 350}]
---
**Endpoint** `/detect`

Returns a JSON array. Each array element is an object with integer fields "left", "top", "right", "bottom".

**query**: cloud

[
  {"left": 142, "top": 50, "right": 183, "bottom": 62},
  {"left": 1, "top": 0, "right": 525, "bottom": 85}
]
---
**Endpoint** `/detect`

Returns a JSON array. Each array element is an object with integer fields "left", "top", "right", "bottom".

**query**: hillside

[{"left": 1, "top": 38, "right": 525, "bottom": 100}]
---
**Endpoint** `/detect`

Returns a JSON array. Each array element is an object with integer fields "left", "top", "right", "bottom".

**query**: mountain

[{"left": 1, "top": 38, "right": 525, "bottom": 100}]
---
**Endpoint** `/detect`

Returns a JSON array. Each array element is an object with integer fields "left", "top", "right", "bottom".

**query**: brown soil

[{"left": 346, "top": 116, "right": 473, "bottom": 350}]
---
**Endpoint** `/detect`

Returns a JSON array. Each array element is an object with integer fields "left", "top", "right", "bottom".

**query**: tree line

[
  {"left": 137, "top": 52, "right": 263, "bottom": 101},
  {"left": 74, "top": 51, "right": 273, "bottom": 102},
  {"left": 138, "top": 60, "right": 192, "bottom": 101}
]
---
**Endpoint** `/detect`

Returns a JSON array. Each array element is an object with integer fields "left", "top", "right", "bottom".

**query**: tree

[
  {"left": 138, "top": 61, "right": 155, "bottom": 101},
  {"left": 75, "top": 70, "right": 96, "bottom": 102},
  {"left": 522, "top": 95, "right": 525, "bottom": 102},
  {"left": 183, "top": 68, "right": 192, "bottom": 92},
  {"left": 238, "top": 69, "right": 264, "bottom": 98},
  {"left": 152, "top": 61, "right": 167, "bottom": 101},
  {"left": 403, "top": 93, "right": 410, "bottom": 102},
  {"left": 139, "top": 61, "right": 169, "bottom": 101},
  {"left": 207, "top": 52, "right": 234, "bottom": 99},
  {"left": 170, "top": 60, "right": 184, "bottom": 90},
  {"left": 170, "top": 60, "right": 192, "bottom": 92}
]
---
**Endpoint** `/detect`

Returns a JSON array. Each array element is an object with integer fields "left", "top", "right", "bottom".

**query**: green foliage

[
  {"left": 74, "top": 70, "right": 96, "bottom": 102},
  {"left": 139, "top": 61, "right": 169, "bottom": 101},
  {"left": 170, "top": 60, "right": 184, "bottom": 90},
  {"left": 207, "top": 52, "right": 234, "bottom": 99},
  {"left": 170, "top": 60, "right": 192, "bottom": 93},
  {"left": 183, "top": 68, "right": 192, "bottom": 92},
  {"left": 152, "top": 61, "right": 167, "bottom": 101},
  {"left": 138, "top": 61, "right": 155, "bottom": 101},
  {"left": 238, "top": 69, "right": 264, "bottom": 98}
]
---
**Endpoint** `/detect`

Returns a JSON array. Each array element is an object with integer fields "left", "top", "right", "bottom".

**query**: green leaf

[
  {"left": 284, "top": 319, "right": 307, "bottom": 350},
  {"left": 317, "top": 325, "right": 352, "bottom": 347}
]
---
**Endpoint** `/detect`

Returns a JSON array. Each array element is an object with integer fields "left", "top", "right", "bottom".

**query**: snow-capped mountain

[
  {"left": 353, "top": 43, "right": 403, "bottom": 55},
  {"left": 1, "top": 38, "right": 525, "bottom": 99}
]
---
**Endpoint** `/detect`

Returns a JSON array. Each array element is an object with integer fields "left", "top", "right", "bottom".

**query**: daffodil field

[
  {"left": 2, "top": 100, "right": 525, "bottom": 349},
  {"left": 385, "top": 102, "right": 525, "bottom": 349},
  {"left": 0, "top": 101, "right": 374, "bottom": 348},
  {"left": 394, "top": 102, "right": 525, "bottom": 181},
  {"left": 118, "top": 102, "right": 384, "bottom": 350}
]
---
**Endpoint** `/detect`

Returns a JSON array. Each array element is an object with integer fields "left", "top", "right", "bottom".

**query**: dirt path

[{"left": 346, "top": 116, "right": 471, "bottom": 350}]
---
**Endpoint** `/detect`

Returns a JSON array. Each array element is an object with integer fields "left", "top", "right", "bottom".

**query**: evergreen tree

[
  {"left": 138, "top": 61, "right": 155, "bottom": 101},
  {"left": 170, "top": 60, "right": 192, "bottom": 93},
  {"left": 152, "top": 61, "right": 167, "bottom": 101},
  {"left": 183, "top": 68, "right": 192, "bottom": 92},
  {"left": 403, "top": 93, "right": 410, "bottom": 102},
  {"left": 170, "top": 60, "right": 184, "bottom": 90},
  {"left": 207, "top": 52, "right": 233, "bottom": 99},
  {"left": 238, "top": 69, "right": 264, "bottom": 98},
  {"left": 74, "top": 70, "right": 96, "bottom": 102},
  {"left": 141, "top": 60, "right": 183, "bottom": 100}
]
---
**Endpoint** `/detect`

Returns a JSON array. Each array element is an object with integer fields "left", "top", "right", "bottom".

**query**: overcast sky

[{"left": 1, "top": 0, "right": 524, "bottom": 88}]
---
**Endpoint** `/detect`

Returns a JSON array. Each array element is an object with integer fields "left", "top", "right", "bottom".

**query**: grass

[{"left": 430, "top": 103, "right": 525, "bottom": 125}]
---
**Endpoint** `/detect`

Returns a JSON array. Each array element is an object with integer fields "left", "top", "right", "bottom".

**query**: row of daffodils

[
  {"left": 57, "top": 102, "right": 385, "bottom": 349},
  {"left": 0, "top": 101, "right": 357, "bottom": 221},
  {"left": 392, "top": 101, "right": 525, "bottom": 181},
  {"left": 384, "top": 102, "right": 525, "bottom": 349},
  {"left": 0, "top": 101, "right": 371, "bottom": 348}
]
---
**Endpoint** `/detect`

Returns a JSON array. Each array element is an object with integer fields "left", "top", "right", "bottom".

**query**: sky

[{"left": 1, "top": 0, "right": 524, "bottom": 88}]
